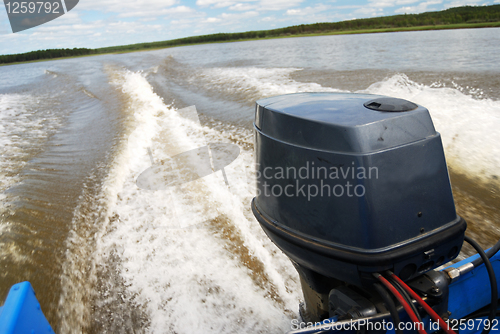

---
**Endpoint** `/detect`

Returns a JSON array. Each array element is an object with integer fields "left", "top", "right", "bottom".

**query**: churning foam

[
  {"left": 0, "top": 93, "right": 66, "bottom": 190},
  {"left": 195, "top": 67, "right": 342, "bottom": 102},
  {"left": 362, "top": 74, "right": 500, "bottom": 182},
  {"left": 0, "top": 93, "right": 64, "bottom": 261},
  {"left": 1, "top": 94, "right": 37, "bottom": 193},
  {"left": 199, "top": 67, "right": 500, "bottom": 182},
  {"left": 86, "top": 70, "right": 300, "bottom": 333},
  {"left": 57, "top": 66, "right": 499, "bottom": 332}
]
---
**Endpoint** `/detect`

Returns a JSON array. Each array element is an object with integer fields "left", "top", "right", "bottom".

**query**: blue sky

[{"left": 0, "top": 0, "right": 499, "bottom": 55}]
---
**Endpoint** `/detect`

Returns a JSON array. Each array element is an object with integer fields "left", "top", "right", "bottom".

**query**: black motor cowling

[{"left": 252, "top": 92, "right": 466, "bottom": 290}]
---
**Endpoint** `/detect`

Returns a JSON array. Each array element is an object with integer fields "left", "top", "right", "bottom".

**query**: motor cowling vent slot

[{"left": 364, "top": 97, "right": 418, "bottom": 112}]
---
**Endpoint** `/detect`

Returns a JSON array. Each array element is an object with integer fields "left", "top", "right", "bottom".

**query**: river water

[{"left": 0, "top": 27, "right": 499, "bottom": 333}]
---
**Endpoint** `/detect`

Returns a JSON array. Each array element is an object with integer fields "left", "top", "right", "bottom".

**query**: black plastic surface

[
  {"left": 363, "top": 97, "right": 418, "bottom": 112},
  {"left": 252, "top": 92, "right": 466, "bottom": 286}
]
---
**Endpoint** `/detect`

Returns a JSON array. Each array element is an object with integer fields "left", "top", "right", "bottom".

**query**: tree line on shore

[{"left": 1, "top": 4, "right": 499, "bottom": 64}]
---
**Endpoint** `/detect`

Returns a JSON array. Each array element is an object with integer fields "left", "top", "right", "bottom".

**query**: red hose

[
  {"left": 374, "top": 273, "right": 428, "bottom": 334},
  {"left": 389, "top": 273, "right": 457, "bottom": 334}
]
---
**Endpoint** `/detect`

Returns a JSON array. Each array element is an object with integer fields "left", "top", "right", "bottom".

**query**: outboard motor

[{"left": 251, "top": 92, "right": 466, "bottom": 322}]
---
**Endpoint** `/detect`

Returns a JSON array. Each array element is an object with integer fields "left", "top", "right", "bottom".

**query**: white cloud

[
  {"left": 196, "top": 0, "right": 230, "bottom": 6},
  {"left": 220, "top": 10, "right": 260, "bottom": 20},
  {"left": 335, "top": 5, "right": 364, "bottom": 9},
  {"left": 258, "top": 0, "right": 304, "bottom": 10},
  {"left": 353, "top": 6, "right": 384, "bottom": 16},
  {"left": 354, "top": 0, "right": 443, "bottom": 16},
  {"left": 366, "top": 0, "right": 422, "bottom": 8},
  {"left": 20, "top": 19, "right": 164, "bottom": 50},
  {"left": 1, "top": 0, "right": 499, "bottom": 56},
  {"left": 191, "top": 9, "right": 260, "bottom": 31},
  {"left": 117, "top": 5, "right": 196, "bottom": 18},
  {"left": 77, "top": 0, "right": 177, "bottom": 12},
  {"left": 197, "top": 0, "right": 301, "bottom": 10},
  {"left": 164, "top": 5, "right": 194, "bottom": 13},
  {"left": 394, "top": 0, "right": 442, "bottom": 13},
  {"left": 367, "top": 0, "right": 398, "bottom": 8},
  {"left": 214, "top": 1, "right": 237, "bottom": 8},
  {"left": 396, "top": 0, "right": 419, "bottom": 4},
  {"left": 229, "top": 3, "right": 258, "bottom": 10},
  {"left": 285, "top": 4, "right": 331, "bottom": 16},
  {"left": 443, "top": 0, "right": 486, "bottom": 7},
  {"left": 205, "top": 17, "right": 222, "bottom": 22},
  {"left": 196, "top": 0, "right": 258, "bottom": 8},
  {"left": 260, "top": 15, "right": 276, "bottom": 21}
]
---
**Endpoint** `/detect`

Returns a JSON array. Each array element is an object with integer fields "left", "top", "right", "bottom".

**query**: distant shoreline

[{"left": 1, "top": 21, "right": 500, "bottom": 67}]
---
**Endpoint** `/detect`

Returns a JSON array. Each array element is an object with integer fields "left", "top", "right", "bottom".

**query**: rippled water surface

[{"left": 0, "top": 28, "right": 499, "bottom": 333}]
